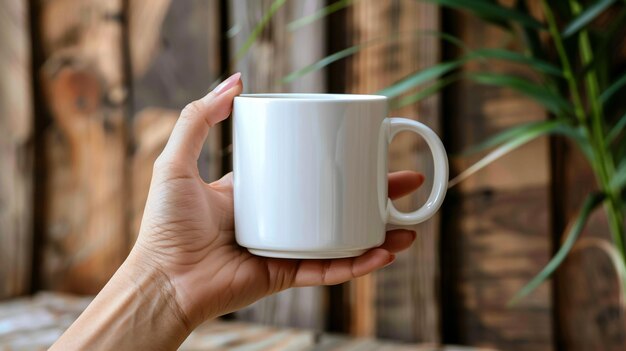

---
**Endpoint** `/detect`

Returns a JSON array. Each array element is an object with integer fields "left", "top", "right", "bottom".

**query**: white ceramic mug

[{"left": 233, "top": 94, "right": 448, "bottom": 259}]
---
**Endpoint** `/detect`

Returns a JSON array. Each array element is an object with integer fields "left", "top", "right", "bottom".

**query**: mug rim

[{"left": 235, "top": 93, "right": 387, "bottom": 102}]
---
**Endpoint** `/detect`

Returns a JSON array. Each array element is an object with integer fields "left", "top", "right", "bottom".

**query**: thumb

[
  {"left": 158, "top": 73, "right": 243, "bottom": 173},
  {"left": 208, "top": 172, "right": 233, "bottom": 190}
]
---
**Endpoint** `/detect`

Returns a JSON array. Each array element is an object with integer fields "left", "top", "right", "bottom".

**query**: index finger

[
  {"left": 388, "top": 171, "right": 425, "bottom": 199},
  {"left": 159, "top": 73, "right": 243, "bottom": 171}
]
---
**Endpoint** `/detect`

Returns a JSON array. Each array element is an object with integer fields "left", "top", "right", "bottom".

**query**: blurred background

[{"left": 1, "top": 0, "right": 625, "bottom": 350}]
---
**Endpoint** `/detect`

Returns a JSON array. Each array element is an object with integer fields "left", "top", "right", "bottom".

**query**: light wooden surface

[
  {"left": 0, "top": 293, "right": 494, "bottom": 351},
  {"left": 38, "top": 0, "right": 128, "bottom": 293},
  {"left": 228, "top": 0, "right": 326, "bottom": 330},
  {"left": 0, "top": 0, "right": 33, "bottom": 299},
  {"left": 340, "top": 0, "right": 441, "bottom": 342},
  {"left": 440, "top": 7, "right": 553, "bottom": 351},
  {"left": 129, "top": 108, "right": 178, "bottom": 240},
  {"left": 128, "top": 0, "right": 223, "bottom": 243}
]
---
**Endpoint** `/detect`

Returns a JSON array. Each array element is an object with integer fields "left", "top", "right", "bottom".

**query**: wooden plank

[
  {"left": 549, "top": 3, "right": 626, "bottom": 338},
  {"left": 127, "top": 0, "right": 223, "bottom": 242},
  {"left": 440, "top": 7, "right": 553, "bottom": 351},
  {"left": 0, "top": 292, "right": 492, "bottom": 350},
  {"left": 552, "top": 139, "right": 626, "bottom": 349},
  {"left": 557, "top": 236, "right": 626, "bottom": 350},
  {"left": 129, "top": 108, "right": 177, "bottom": 239},
  {"left": 227, "top": 0, "right": 326, "bottom": 330},
  {"left": 339, "top": 0, "right": 441, "bottom": 341},
  {"left": 442, "top": 188, "right": 553, "bottom": 350},
  {"left": 38, "top": 0, "right": 128, "bottom": 293},
  {"left": 0, "top": 0, "right": 33, "bottom": 299}
]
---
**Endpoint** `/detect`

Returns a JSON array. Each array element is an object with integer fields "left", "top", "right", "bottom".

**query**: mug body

[{"left": 233, "top": 94, "right": 388, "bottom": 258}]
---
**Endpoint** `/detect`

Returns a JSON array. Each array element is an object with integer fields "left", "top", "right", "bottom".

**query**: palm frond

[
  {"left": 232, "top": 0, "right": 287, "bottom": 65},
  {"left": 377, "top": 60, "right": 466, "bottom": 98},
  {"left": 425, "top": 0, "right": 544, "bottom": 30},
  {"left": 282, "top": 44, "right": 363, "bottom": 84},
  {"left": 467, "top": 72, "right": 571, "bottom": 114},
  {"left": 515, "top": 0, "right": 545, "bottom": 59},
  {"left": 468, "top": 49, "right": 563, "bottom": 77},
  {"left": 600, "top": 72, "right": 626, "bottom": 103},
  {"left": 282, "top": 30, "right": 467, "bottom": 84},
  {"left": 449, "top": 120, "right": 567, "bottom": 187},
  {"left": 287, "top": 0, "right": 355, "bottom": 31},
  {"left": 608, "top": 111, "right": 626, "bottom": 144},
  {"left": 611, "top": 160, "right": 626, "bottom": 192},
  {"left": 508, "top": 193, "right": 606, "bottom": 305},
  {"left": 392, "top": 75, "right": 460, "bottom": 109},
  {"left": 461, "top": 120, "right": 579, "bottom": 155},
  {"left": 563, "top": 0, "right": 617, "bottom": 37}
]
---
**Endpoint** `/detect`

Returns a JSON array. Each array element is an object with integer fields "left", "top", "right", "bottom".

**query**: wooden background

[{"left": 0, "top": 0, "right": 623, "bottom": 350}]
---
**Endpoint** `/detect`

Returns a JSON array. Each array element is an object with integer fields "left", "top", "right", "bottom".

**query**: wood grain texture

[
  {"left": 129, "top": 108, "right": 177, "bottom": 239},
  {"left": 128, "top": 0, "right": 223, "bottom": 242},
  {"left": 552, "top": 140, "right": 625, "bottom": 349},
  {"left": 227, "top": 0, "right": 326, "bottom": 330},
  {"left": 557, "top": 238, "right": 626, "bottom": 350},
  {"left": 128, "top": 0, "right": 171, "bottom": 79},
  {"left": 131, "top": 0, "right": 218, "bottom": 112},
  {"left": 38, "top": 0, "right": 128, "bottom": 293},
  {"left": 548, "top": 3, "right": 626, "bottom": 348},
  {"left": 440, "top": 7, "right": 553, "bottom": 351},
  {"left": 443, "top": 188, "right": 552, "bottom": 350},
  {"left": 0, "top": 292, "right": 494, "bottom": 351},
  {"left": 0, "top": 0, "right": 33, "bottom": 299},
  {"left": 340, "top": 0, "right": 441, "bottom": 342}
]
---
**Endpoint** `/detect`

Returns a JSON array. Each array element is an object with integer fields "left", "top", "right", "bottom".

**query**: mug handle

[{"left": 384, "top": 117, "right": 449, "bottom": 225}]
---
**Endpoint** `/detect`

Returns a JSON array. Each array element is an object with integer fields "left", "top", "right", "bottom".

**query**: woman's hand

[
  {"left": 51, "top": 73, "right": 424, "bottom": 350},
  {"left": 133, "top": 72, "right": 424, "bottom": 327}
]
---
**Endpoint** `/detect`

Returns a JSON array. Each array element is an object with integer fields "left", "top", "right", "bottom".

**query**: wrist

[
  {"left": 51, "top": 250, "right": 193, "bottom": 350},
  {"left": 130, "top": 239, "right": 223, "bottom": 328},
  {"left": 121, "top": 249, "right": 194, "bottom": 332}
]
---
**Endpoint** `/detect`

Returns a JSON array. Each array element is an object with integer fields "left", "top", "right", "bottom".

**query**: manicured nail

[
  {"left": 383, "top": 254, "right": 396, "bottom": 268},
  {"left": 213, "top": 72, "right": 241, "bottom": 95}
]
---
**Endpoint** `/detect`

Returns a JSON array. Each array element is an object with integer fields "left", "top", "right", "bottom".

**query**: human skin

[{"left": 51, "top": 73, "right": 424, "bottom": 350}]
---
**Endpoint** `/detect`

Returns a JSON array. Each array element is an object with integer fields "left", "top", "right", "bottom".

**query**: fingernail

[
  {"left": 213, "top": 72, "right": 241, "bottom": 95},
  {"left": 383, "top": 254, "right": 396, "bottom": 268}
]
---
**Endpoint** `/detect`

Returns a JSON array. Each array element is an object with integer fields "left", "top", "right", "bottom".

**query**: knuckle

[
  {"left": 152, "top": 154, "right": 191, "bottom": 179},
  {"left": 152, "top": 154, "right": 169, "bottom": 172},
  {"left": 181, "top": 100, "right": 204, "bottom": 120}
]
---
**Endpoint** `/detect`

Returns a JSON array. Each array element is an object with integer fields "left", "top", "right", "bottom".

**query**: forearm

[{"left": 51, "top": 252, "right": 191, "bottom": 351}]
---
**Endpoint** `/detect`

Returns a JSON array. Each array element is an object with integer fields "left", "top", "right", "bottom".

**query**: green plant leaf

[
  {"left": 611, "top": 160, "right": 626, "bottom": 191},
  {"left": 288, "top": 0, "right": 354, "bottom": 31},
  {"left": 448, "top": 120, "right": 566, "bottom": 187},
  {"left": 391, "top": 75, "right": 461, "bottom": 109},
  {"left": 424, "top": 0, "right": 544, "bottom": 30},
  {"left": 597, "top": 9, "right": 626, "bottom": 85},
  {"left": 617, "top": 135, "right": 626, "bottom": 165},
  {"left": 282, "top": 30, "right": 467, "bottom": 84},
  {"left": 600, "top": 72, "right": 626, "bottom": 103},
  {"left": 508, "top": 193, "right": 606, "bottom": 305},
  {"left": 468, "top": 49, "right": 563, "bottom": 77},
  {"left": 516, "top": 0, "right": 545, "bottom": 59},
  {"left": 467, "top": 72, "right": 571, "bottom": 114},
  {"left": 563, "top": 0, "right": 617, "bottom": 37},
  {"left": 377, "top": 60, "right": 465, "bottom": 98},
  {"left": 282, "top": 44, "right": 363, "bottom": 83},
  {"left": 608, "top": 111, "right": 626, "bottom": 144},
  {"left": 232, "top": 0, "right": 287, "bottom": 65},
  {"left": 375, "top": 48, "right": 564, "bottom": 109},
  {"left": 432, "top": 32, "right": 471, "bottom": 52},
  {"left": 461, "top": 120, "right": 576, "bottom": 155}
]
